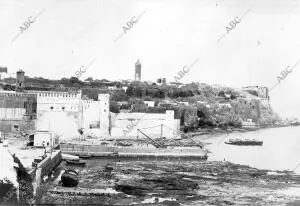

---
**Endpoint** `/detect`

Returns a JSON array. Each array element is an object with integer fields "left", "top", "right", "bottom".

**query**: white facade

[
  {"left": 110, "top": 110, "right": 180, "bottom": 139},
  {"left": 219, "top": 103, "right": 232, "bottom": 108},
  {"left": 33, "top": 131, "right": 55, "bottom": 147},
  {"left": 144, "top": 101, "right": 155, "bottom": 107},
  {"left": 99, "top": 94, "right": 110, "bottom": 136},
  {"left": 31, "top": 90, "right": 110, "bottom": 140}
]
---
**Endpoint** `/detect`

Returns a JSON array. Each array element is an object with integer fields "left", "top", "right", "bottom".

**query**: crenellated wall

[
  {"left": 32, "top": 91, "right": 82, "bottom": 139},
  {"left": 32, "top": 91, "right": 81, "bottom": 113},
  {"left": 0, "top": 91, "right": 37, "bottom": 134},
  {"left": 29, "top": 90, "right": 110, "bottom": 139},
  {"left": 0, "top": 92, "right": 36, "bottom": 118}
]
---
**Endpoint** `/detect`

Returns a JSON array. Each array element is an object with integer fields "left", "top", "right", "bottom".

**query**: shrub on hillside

[{"left": 110, "top": 101, "right": 120, "bottom": 113}]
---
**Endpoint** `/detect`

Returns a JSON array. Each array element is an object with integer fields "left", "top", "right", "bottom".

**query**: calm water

[{"left": 203, "top": 126, "right": 300, "bottom": 173}]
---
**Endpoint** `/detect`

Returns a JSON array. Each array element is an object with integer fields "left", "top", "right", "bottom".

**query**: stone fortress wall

[{"left": 0, "top": 91, "right": 36, "bottom": 134}]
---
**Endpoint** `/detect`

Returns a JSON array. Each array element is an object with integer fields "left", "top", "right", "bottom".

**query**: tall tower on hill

[
  {"left": 135, "top": 59, "right": 141, "bottom": 81},
  {"left": 0, "top": 67, "right": 7, "bottom": 80},
  {"left": 16, "top": 69, "right": 25, "bottom": 92}
]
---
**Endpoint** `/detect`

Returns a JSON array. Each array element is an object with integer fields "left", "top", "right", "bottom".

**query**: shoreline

[
  {"left": 37, "top": 160, "right": 300, "bottom": 205},
  {"left": 187, "top": 124, "right": 299, "bottom": 140}
]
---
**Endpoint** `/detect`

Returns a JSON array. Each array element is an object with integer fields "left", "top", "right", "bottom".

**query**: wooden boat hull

[
  {"left": 66, "top": 160, "right": 86, "bottom": 166},
  {"left": 79, "top": 154, "right": 92, "bottom": 159},
  {"left": 61, "top": 170, "right": 79, "bottom": 187},
  {"left": 225, "top": 141, "right": 263, "bottom": 146}
]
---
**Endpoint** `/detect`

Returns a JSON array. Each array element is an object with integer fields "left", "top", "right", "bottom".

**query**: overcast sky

[{"left": 0, "top": 0, "right": 299, "bottom": 118}]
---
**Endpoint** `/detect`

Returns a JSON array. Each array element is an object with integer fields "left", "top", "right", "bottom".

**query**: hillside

[{"left": 0, "top": 76, "right": 282, "bottom": 130}]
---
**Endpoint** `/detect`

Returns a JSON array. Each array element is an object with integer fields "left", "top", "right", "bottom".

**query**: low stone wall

[
  {"left": 37, "top": 150, "right": 62, "bottom": 177},
  {"left": 33, "top": 150, "right": 62, "bottom": 196}
]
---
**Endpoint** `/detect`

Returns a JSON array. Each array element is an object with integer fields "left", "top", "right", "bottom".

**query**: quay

[
  {"left": 60, "top": 143, "right": 208, "bottom": 160},
  {"left": 48, "top": 188, "right": 120, "bottom": 197}
]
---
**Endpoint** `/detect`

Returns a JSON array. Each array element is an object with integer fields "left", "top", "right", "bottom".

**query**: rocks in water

[
  {"left": 115, "top": 183, "right": 149, "bottom": 196},
  {"left": 115, "top": 174, "right": 198, "bottom": 196}
]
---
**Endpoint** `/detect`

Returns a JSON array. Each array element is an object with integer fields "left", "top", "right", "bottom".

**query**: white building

[
  {"left": 144, "top": 101, "right": 155, "bottom": 107},
  {"left": 30, "top": 91, "right": 110, "bottom": 140},
  {"left": 110, "top": 110, "right": 180, "bottom": 139},
  {"left": 33, "top": 131, "right": 58, "bottom": 147},
  {"left": 219, "top": 103, "right": 232, "bottom": 108}
]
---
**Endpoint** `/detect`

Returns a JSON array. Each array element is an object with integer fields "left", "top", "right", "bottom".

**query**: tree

[
  {"left": 110, "top": 90, "right": 129, "bottom": 101},
  {"left": 181, "top": 106, "right": 198, "bottom": 131},
  {"left": 126, "top": 85, "right": 134, "bottom": 96},
  {"left": 110, "top": 101, "right": 120, "bottom": 113},
  {"left": 85, "top": 77, "right": 93, "bottom": 82},
  {"left": 70, "top": 77, "right": 81, "bottom": 84}
]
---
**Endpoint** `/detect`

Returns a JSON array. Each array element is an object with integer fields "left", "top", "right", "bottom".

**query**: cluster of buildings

[
  {"left": 0, "top": 60, "right": 272, "bottom": 145},
  {"left": 0, "top": 69, "right": 180, "bottom": 146}
]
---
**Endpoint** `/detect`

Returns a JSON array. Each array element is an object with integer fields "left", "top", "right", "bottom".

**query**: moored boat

[
  {"left": 79, "top": 154, "right": 92, "bottom": 159},
  {"left": 225, "top": 138, "right": 263, "bottom": 146},
  {"left": 66, "top": 160, "right": 86, "bottom": 166}
]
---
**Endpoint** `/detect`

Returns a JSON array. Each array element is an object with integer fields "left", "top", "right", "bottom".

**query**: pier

[{"left": 60, "top": 143, "right": 208, "bottom": 160}]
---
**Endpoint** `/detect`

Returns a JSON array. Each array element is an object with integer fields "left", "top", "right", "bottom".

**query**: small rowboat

[
  {"left": 61, "top": 169, "right": 79, "bottom": 187},
  {"left": 66, "top": 160, "right": 86, "bottom": 166},
  {"left": 79, "top": 154, "right": 92, "bottom": 159}
]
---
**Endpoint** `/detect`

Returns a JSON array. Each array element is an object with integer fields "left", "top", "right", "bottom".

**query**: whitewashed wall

[{"left": 110, "top": 110, "right": 180, "bottom": 139}]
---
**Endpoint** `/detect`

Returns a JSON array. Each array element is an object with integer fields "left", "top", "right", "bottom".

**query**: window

[
  {"left": 50, "top": 106, "right": 53, "bottom": 110},
  {"left": 62, "top": 106, "right": 65, "bottom": 110},
  {"left": 14, "top": 125, "right": 19, "bottom": 129}
]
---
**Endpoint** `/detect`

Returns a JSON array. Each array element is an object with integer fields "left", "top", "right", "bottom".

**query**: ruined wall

[{"left": 0, "top": 92, "right": 36, "bottom": 119}]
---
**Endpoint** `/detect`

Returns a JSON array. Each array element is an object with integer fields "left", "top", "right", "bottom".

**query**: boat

[
  {"left": 66, "top": 160, "right": 86, "bottom": 166},
  {"left": 117, "top": 142, "right": 133, "bottom": 147},
  {"left": 61, "top": 169, "right": 79, "bottom": 187},
  {"left": 79, "top": 154, "right": 92, "bottom": 159},
  {"left": 225, "top": 138, "right": 263, "bottom": 146}
]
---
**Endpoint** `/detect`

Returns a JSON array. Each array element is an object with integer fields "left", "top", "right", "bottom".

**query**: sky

[{"left": 0, "top": 0, "right": 299, "bottom": 119}]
